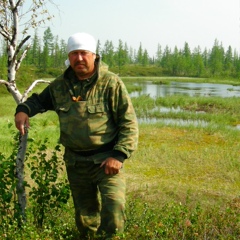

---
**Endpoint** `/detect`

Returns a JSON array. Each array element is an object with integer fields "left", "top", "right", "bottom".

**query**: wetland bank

[{"left": 0, "top": 77, "right": 239, "bottom": 239}]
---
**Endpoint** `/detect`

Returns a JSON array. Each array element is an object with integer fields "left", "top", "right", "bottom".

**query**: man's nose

[{"left": 77, "top": 53, "right": 83, "bottom": 60}]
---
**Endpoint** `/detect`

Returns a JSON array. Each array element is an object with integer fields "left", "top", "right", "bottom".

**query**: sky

[{"left": 43, "top": 0, "right": 240, "bottom": 57}]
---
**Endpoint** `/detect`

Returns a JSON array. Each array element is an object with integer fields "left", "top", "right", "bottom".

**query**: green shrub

[{"left": 0, "top": 126, "right": 70, "bottom": 232}]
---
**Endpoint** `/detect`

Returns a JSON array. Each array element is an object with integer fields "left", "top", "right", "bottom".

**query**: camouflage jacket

[{"left": 16, "top": 56, "right": 138, "bottom": 163}]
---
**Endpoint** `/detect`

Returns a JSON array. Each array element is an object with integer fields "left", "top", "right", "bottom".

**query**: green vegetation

[
  {"left": 131, "top": 94, "right": 240, "bottom": 127},
  {"left": 1, "top": 27, "right": 240, "bottom": 80},
  {"left": 0, "top": 135, "right": 69, "bottom": 229},
  {"left": 0, "top": 78, "right": 239, "bottom": 239}
]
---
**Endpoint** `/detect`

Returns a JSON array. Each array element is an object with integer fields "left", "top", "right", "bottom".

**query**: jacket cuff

[
  {"left": 15, "top": 104, "right": 30, "bottom": 116},
  {"left": 112, "top": 150, "right": 127, "bottom": 162}
]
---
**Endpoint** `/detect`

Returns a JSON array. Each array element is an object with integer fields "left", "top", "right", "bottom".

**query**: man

[{"left": 15, "top": 32, "right": 138, "bottom": 238}]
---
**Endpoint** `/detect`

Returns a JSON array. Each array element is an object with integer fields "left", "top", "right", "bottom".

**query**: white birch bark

[{"left": 0, "top": 0, "right": 54, "bottom": 222}]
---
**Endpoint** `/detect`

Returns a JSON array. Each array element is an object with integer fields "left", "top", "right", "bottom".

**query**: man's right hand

[{"left": 15, "top": 112, "right": 30, "bottom": 135}]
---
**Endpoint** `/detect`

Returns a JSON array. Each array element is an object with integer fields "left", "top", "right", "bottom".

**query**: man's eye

[{"left": 70, "top": 51, "right": 89, "bottom": 56}]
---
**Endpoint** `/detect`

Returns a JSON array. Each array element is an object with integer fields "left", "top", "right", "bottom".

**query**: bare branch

[
  {"left": 9, "top": 0, "right": 15, "bottom": 8},
  {"left": 19, "top": 0, "right": 56, "bottom": 34},
  {"left": 13, "top": 35, "right": 31, "bottom": 68},
  {"left": 0, "top": 79, "right": 10, "bottom": 87},
  {"left": 16, "top": 43, "right": 31, "bottom": 71},
  {"left": 21, "top": 79, "right": 51, "bottom": 101},
  {"left": 10, "top": 0, "right": 19, "bottom": 47},
  {"left": 16, "top": 35, "right": 31, "bottom": 54},
  {"left": 0, "top": 23, "right": 11, "bottom": 40},
  {"left": 15, "top": 0, "right": 23, "bottom": 10}
]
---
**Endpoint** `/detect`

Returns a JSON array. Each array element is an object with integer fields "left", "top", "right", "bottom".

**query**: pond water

[
  {"left": 130, "top": 81, "right": 240, "bottom": 127},
  {"left": 130, "top": 81, "right": 240, "bottom": 98}
]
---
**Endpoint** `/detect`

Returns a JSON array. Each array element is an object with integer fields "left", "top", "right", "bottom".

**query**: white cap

[{"left": 67, "top": 32, "right": 96, "bottom": 54}]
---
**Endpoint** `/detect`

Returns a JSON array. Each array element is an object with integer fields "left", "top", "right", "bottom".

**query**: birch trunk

[
  {"left": 0, "top": 0, "right": 54, "bottom": 223},
  {"left": 16, "top": 131, "right": 28, "bottom": 221},
  {"left": 3, "top": 80, "right": 49, "bottom": 222}
]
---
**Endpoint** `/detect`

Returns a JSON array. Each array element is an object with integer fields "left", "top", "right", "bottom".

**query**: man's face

[{"left": 68, "top": 50, "right": 96, "bottom": 80}]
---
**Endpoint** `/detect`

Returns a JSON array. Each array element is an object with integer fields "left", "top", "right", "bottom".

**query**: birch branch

[
  {"left": 0, "top": 23, "right": 11, "bottom": 40},
  {"left": 15, "top": 35, "right": 31, "bottom": 59},
  {"left": 16, "top": 43, "right": 31, "bottom": 71},
  {"left": 0, "top": 79, "right": 10, "bottom": 87},
  {"left": 21, "top": 79, "right": 51, "bottom": 101},
  {"left": 15, "top": 0, "right": 23, "bottom": 10}
]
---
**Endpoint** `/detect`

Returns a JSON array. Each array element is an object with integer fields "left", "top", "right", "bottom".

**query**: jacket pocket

[
  {"left": 55, "top": 103, "right": 71, "bottom": 114},
  {"left": 56, "top": 101, "right": 89, "bottom": 149},
  {"left": 87, "top": 103, "right": 114, "bottom": 136}
]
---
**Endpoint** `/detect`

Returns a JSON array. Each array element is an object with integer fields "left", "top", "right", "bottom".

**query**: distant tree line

[{"left": 0, "top": 27, "right": 240, "bottom": 78}]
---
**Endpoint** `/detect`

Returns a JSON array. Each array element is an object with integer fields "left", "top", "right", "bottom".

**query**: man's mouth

[{"left": 74, "top": 62, "right": 85, "bottom": 67}]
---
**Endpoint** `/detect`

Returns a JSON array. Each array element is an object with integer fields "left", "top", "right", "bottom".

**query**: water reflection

[
  {"left": 131, "top": 81, "right": 240, "bottom": 127},
  {"left": 139, "top": 106, "right": 207, "bottom": 127},
  {"left": 130, "top": 81, "right": 240, "bottom": 98}
]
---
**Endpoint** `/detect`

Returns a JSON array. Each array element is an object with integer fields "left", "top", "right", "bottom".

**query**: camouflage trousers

[{"left": 66, "top": 160, "right": 126, "bottom": 238}]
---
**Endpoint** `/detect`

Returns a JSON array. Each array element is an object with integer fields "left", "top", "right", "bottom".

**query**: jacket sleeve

[
  {"left": 15, "top": 86, "right": 54, "bottom": 117},
  {"left": 110, "top": 77, "right": 139, "bottom": 159}
]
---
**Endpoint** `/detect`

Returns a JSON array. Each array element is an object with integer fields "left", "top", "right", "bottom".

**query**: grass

[
  {"left": 0, "top": 77, "right": 240, "bottom": 239},
  {"left": 127, "top": 124, "right": 240, "bottom": 202}
]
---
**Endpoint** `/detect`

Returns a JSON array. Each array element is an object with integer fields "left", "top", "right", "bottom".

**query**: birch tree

[{"left": 0, "top": 0, "right": 56, "bottom": 222}]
